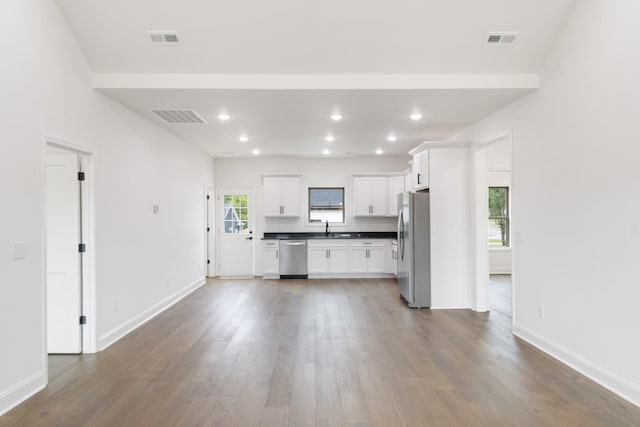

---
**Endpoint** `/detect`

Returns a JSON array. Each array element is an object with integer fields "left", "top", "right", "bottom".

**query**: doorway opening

[
  {"left": 472, "top": 132, "right": 514, "bottom": 324},
  {"left": 44, "top": 136, "right": 96, "bottom": 376}
]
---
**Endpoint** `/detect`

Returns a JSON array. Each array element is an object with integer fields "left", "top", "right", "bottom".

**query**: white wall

[
  {"left": 214, "top": 156, "right": 409, "bottom": 274},
  {"left": 428, "top": 148, "right": 471, "bottom": 308},
  {"left": 0, "top": 0, "right": 214, "bottom": 414},
  {"left": 447, "top": 0, "right": 640, "bottom": 406}
]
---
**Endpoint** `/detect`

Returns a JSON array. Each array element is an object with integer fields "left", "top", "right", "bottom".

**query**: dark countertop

[{"left": 263, "top": 231, "right": 396, "bottom": 240}]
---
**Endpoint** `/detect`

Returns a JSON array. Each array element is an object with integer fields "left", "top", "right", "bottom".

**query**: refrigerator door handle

[{"left": 398, "top": 211, "right": 405, "bottom": 261}]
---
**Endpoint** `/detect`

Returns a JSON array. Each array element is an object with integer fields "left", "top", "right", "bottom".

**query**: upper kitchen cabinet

[
  {"left": 262, "top": 175, "right": 300, "bottom": 217},
  {"left": 353, "top": 176, "right": 388, "bottom": 216},
  {"left": 412, "top": 150, "right": 429, "bottom": 190},
  {"left": 404, "top": 168, "right": 413, "bottom": 193},
  {"left": 388, "top": 174, "right": 405, "bottom": 217}
]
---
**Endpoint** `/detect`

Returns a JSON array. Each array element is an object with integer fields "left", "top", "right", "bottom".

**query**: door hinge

[
  {"left": 78, "top": 243, "right": 86, "bottom": 253},
  {"left": 207, "top": 259, "right": 210, "bottom": 264},
  {"left": 207, "top": 227, "right": 210, "bottom": 232},
  {"left": 79, "top": 315, "right": 87, "bottom": 325},
  {"left": 77, "top": 172, "right": 85, "bottom": 181},
  {"left": 207, "top": 195, "right": 210, "bottom": 200}
]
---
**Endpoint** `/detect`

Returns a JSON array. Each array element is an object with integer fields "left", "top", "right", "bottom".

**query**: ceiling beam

[{"left": 92, "top": 73, "right": 539, "bottom": 90}]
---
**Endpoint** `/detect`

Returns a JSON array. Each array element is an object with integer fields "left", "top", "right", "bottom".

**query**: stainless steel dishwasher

[{"left": 279, "top": 240, "right": 308, "bottom": 278}]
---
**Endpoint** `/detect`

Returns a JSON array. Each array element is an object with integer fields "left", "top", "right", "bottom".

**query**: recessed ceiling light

[
  {"left": 410, "top": 113, "right": 422, "bottom": 121},
  {"left": 325, "top": 135, "right": 335, "bottom": 142},
  {"left": 322, "top": 149, "right": 331, "bottom": 155},
  {"left": 239, "top": 135, "right": 248, "bottom": 142},
  {"left": 330, "top": 114, "right": 343, "bottom": 121},
  {"left": 376, "top": 149, "right": 384, "bottom": 155},
  {"left": 218, "top": 113, "right": 231, "bottom": 121},
  {"left": 252, "top": 148, "right": 260, "bottom": 155},
  {"left": 387, "top": 135, "right": 397, "bottom": 142}
]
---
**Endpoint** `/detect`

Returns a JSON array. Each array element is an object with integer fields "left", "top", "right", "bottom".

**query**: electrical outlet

[
  {"left": 12, "top": 241, "right": 26, "bottom": 260},
  {"left": 113, "top": 299, "right": 119, "bottom": 313},
  {"left": 538, "top": 304, "right": 545, "bottom": 319}
]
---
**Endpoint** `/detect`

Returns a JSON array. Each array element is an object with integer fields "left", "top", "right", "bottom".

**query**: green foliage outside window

[
  {"left": 488, "top": 187, "right": 509, "bottom": 247},
  {"left": 224, "top": 194, "right": 249, "bottom": 233}
]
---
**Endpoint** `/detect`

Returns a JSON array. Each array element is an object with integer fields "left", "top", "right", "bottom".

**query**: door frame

[
  {"left": 206, "top": 186, "right": 215, "bottom": 277},
  {"left": 42, "top": 134, "right": 97, "bottom": 359},
  {"left": 471, "top": 130, "right": 515, "bottom": 327},
  {"left": 216, "top": 187, "right": 255, "bottom": 277}
]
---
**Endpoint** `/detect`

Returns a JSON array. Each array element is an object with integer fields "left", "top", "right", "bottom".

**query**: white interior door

[
  {"left": 218, "top": 190, "right": 254, "bottom": 276},
  {"left": 46, "top": 153, "right": 82, "bottom": 354}
]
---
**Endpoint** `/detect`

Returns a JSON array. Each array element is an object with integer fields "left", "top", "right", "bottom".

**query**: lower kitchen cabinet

[
  {"left": 386, "top": 240, "right": 398, "bottom": 276},
  {"left": 262, "top": 240, "right": 279, "bottom": 278},
  {"left": 307, "top": 241, "right": 348, "bottom": 275},
  {"left": 268, "top": 238, "right": 395, "bottom": 279},
  {"left": 349, "top": 240, "right": 387, "bottom": 274}
]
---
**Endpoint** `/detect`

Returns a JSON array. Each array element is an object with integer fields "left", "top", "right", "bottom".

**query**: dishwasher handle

[{"left": 280, "top": 241, "right": 306, "bottom": 246}]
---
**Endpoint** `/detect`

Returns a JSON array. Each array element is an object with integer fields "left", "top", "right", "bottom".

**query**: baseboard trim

[
  {"left": 98, "top": 277, "right": 206, "bottom": 351},
  {"left": 514, "top": 323, "right": 640, "bottom": 408},
  {"left": 0, "top": 371, "right": 46, "bottom": 416}
]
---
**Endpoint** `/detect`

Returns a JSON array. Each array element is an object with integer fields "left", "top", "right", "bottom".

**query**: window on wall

[
  {"left": 488, "top": 187, "right": 509, "bottom": 247},
  {"left": 223, "top": 194, "right": 249, "bottom": 234},
  {"left": 309, "top": 187, "right": 345, "bottom": 223}
]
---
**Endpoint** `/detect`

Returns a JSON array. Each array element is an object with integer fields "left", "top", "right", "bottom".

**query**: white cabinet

[
  {"left": 348, "top": 240, "right": 387, "bottom": 274},
  {"left": 263, "top": 176, "right": 300, "bottom": 217},
  {"left": 413, "top": 150, "right": 429, "bottom": 190},
  {"left": 386, "top": 240, "right": 398, "bottom": 276},
  {"left": 404, "top": 169, "right": 413, "bottom": 193},
  {"left": 307, "top": 240, "right": 348, "bottom": 274},
  {"left": 353, "top": 176, "right": 388, "bottom": 216},
  {"left": 388, "top": 175, "right": 405, "bottom": 217},
  {"left": 262, "top": 240, "right": 279, "bottom": 278}
]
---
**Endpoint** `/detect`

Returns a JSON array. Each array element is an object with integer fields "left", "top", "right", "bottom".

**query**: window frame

[
  {"left": 308, "top": 187, "right": 345, "bottom": 224},
  {"left": 488, "top": 186, "right": 510, "bottom": 248}
]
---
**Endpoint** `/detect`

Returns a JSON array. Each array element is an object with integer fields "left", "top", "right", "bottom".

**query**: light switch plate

[{"left": 13, "top": 241, "right": 26, "bottom": 260}]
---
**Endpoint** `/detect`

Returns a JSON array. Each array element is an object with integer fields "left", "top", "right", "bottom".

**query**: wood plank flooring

[{"left": 2, "top": 278, "right": 640, "bottom": 426}]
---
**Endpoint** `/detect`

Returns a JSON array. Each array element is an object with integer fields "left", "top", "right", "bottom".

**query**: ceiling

[{"left": 55, "top": 0, "right": 576, "bottom": 158}]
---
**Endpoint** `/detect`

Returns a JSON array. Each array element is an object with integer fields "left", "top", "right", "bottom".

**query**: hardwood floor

[
  {"left": 489, "top": 274, "right": 512, "bottom": 319},
  {"left": 2, "top": 278, "right": 639, "bottom": 426}
]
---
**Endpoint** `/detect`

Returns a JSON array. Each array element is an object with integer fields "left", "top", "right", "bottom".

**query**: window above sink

[{"left": 308, "top": 187, "right": 345, "bottom": 224}]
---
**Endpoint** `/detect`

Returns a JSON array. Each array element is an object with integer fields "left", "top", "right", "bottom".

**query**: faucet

[{"left": 325, "top": 220, "right": 330, "bottom": 235}]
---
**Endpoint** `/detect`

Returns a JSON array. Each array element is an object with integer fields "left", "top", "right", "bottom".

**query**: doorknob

[{"left": 245, "top": 236, "right": 253, "bottom": 240}]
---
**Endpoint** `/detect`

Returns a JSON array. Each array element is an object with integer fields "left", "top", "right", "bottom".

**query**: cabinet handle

[
  {"left": 326, "top": 249, "right": 329, "bottom": 259},
  {"left": 417, "top": 173, "right": 421, "bottom": 185},
  {"left": 328, "top": 250, "right": 331, "bottom": 259},
  {"left": 276, "top": 250, "right": 279, "bottom": 259}
]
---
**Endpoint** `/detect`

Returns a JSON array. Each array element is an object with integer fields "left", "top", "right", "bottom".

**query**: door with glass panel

[{"left": 218, "top": 190, "right": 254, "bottom": 276}]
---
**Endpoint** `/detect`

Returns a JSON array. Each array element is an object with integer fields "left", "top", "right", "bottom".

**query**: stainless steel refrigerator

[{"left": 397, "top": 191, "right": 431, "bottom": 308}]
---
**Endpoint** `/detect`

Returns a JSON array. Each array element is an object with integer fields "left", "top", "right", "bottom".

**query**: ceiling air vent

[
  {"left": 151, "top": 109, "right": 207, "bottom": 124},
  {"left": 147, "top": 31, "right": 180, "bottom": 44},
  {"left": 486, "top": 32, "right": 517, "bottom": 45}
]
